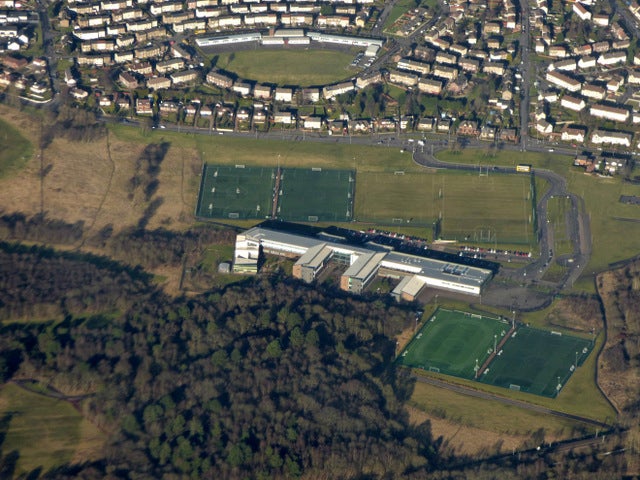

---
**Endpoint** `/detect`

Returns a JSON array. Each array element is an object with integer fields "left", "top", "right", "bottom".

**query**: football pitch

[
  {"left": 479, "top": 326, "right": 594, "bottom": 397},
  {"left": 356, "top": 171, "right": 535, "bottom": 244},
  {"left": 196, "top": 165, "right": 275, "bottom": 219},
  {"left": 276, "top": 168, "right": 354, "bottom": 222},
  {"left": 399, "top": 309, "right": 594, "bottom": 398},
  {"left": 196, "top": 165, "right": 354, "bottom": 222},
  {"left": 397, "top": 309, "right": 510, "bottom": 379}
]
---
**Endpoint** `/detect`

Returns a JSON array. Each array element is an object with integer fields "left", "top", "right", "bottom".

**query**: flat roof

[
  {"left": 241, "top": 226, "right": 493, "bottom": 289},
  {"left": 384, "top": 252, "right": 492, "bottom": 288}
]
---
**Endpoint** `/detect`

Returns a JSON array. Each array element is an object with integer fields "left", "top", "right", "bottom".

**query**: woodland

[{"left": 0, "top": 226, "right": 632, "bottom": 479}]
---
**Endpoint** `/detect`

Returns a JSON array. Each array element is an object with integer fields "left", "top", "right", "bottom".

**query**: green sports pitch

[
  {"left": 276, "top": 168, "right": 354, "bottom": 222},
  {"left": 479, "top": 326, "right": 594, "bottom": 398},
  {"left": 196, "top": 165, "right": 275, "bottom": 219},
  {"left": 356, "top": 171, "right": 535, "bottom": 244},
  {"left": 397, "top": 308, "right": 510, "bottom": 379}
]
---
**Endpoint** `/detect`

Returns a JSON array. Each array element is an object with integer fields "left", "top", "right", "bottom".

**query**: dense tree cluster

[
  {"left": 0, "top": 237, "right": 634, "bottom": 478},
  {"left": 0, "top": 243, "right": 438, "bottom": 478}
]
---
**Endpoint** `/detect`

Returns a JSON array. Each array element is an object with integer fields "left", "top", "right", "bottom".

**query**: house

[
  {"left": 573, "top": 2, "right": 591, "bottom": 20},
  {"left": 388, "top": 69, "right": 419, "bottom": 87},
  {"left": 70, "top": 87, "right": 88, "bottom": 100},
  {"left": 437, "top": 118, "right": 451, "bottom": 132},
  {"left": 459, "top": 57, "right": 481, "bottom": 73},
  {"left": 130, "top": 62, "right": 153, "bottom": 76},
  {"left": 235, "top": 107, "right": 250, "bottom": 122},
  {"left": 581, "top": 84, "right": 606, "bottom": 100},
  {"left": 432, "top": 65, "right": 459, "bottom": 80},
  {"left": 159, "top": 101, "right": 179, "bottom": 116},
  {"left": 417, "top": 78, "right": 443, "bottom": 95},
  {"left": 550, "top": 59, "right": 577, "bottom": 72},
  {"left": 303, "top": 116, "right": 323, "bottom": 130},
  {"left": 560, "top": 95, "right": 586, "bottom": 112},
  {"left": 253, "top": 108, "right": 267, "bottom": 124},
  {"left": 135, "top": 98, "right": 152, "bottom": 115},
  {"left": 593, "top": 13, "right": 609, "bottom": 26},
  {"left": 274, "top": 87, "right": 293, "bottom": 102},
  {"left": 607, "top": 75, "right": 624, "bottom": 92},
  {"left": 546, "top": 71, "right": 581, "bottom": 92},
  {"left": 597, "top": 51, "right": 627, "bottom": 67},
  {"left": 323, "top": 81, "right": 355, "bottom": 99},
  {"left": 561, "top": 127, "right": 586, "bottom": 143},
  {"left": 483, "top": 62, "right": 506, "bottom": 76},
  {"left": 548, "top": 45, "right": 568, "bottom": 58},
  {"left": 146, "top": 76, "right": 171, "bottom": 90},
  {"left": 301, "top": 88, "right": 320, "bottom": 103},
  {"left": 206, "top": 70, "right": 233, "bottom": 88},
  {"left": 589, "top": 104, "right": 629, "bottom": 122},
  {"left": 500, "top": 128, "right": 518, "bottom": 143},
  {"left": 536, "top": 119, "right": 553, "bottom": 135},
  {"left": 273, "top": 111, "right": 294, "bottom": 124},
  {"left": 184, "top": 104, "right": 198, "bottom": 117},
  {"left": 457, "top": 120, "right": 479, "bottom": 136},
  {"left": 417, "top": 117, "right": 435, "bottom": 131},
  {"left": 435, "top": 52, "right": 458, "bottom": 65},
  {"left": 155, "top": 58, "right": 184, "bottom": 74},
  {"left": 578, "top": 56, "right": 596, "bottom": 69},
  {"left": 232, "top": 81, "right": 252, "bottom": 96},
  {"left": 479, "top": 126, "right": 497, "bottom": 140},
  {"left": 118, "top": 71, "right": 138, "bottom": 89},
  {"left": 591, "top": 129, "right": 631, "bottom": 146},
  {"left": 397, "top": 58, "right": 431, "bottom": 75},
  {"left": 356, "top": 71, "right": 383, "bottom": 89},
  {"left": 170, "top": 69, "right": 200, "bottom": 85},
  {"left": 253, "top": 84, "right": 271, "bottom": 99}
]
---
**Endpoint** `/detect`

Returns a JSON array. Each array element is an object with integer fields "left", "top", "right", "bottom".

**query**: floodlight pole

[
  {"left": 575, "top": 351, "right": 578, "bottom": 367},
  {"left": 494, "top": 334, "right": 497, "bottom": 353}
]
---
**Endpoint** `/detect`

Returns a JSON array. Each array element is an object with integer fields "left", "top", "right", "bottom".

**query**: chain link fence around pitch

[
  {"left": 397, "top": 308, "right": 510, "bottom": 380},
  {"left": 275, "top": 168, "right": 355, "bottom": 223},
  {"left": 196, "top": 165, "right": 276, "bottom": 220}
]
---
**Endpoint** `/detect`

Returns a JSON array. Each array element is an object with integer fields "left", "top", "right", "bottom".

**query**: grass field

[
  {"left": 356, "top": 171, "right": 534, "bottom": 244},
  {"left": 277, "top": 168, "right": 354, "bottom": 222},
  {"left": 212, "top": 49, "right": 357, "bottom": 86},
  {"left": 0, "top": 117, "right": 33, "bottom": 179},
  {"left": 480, "top": 326, "right": 594, "bottom": 398},
  {"left": 398, "top": 309, "right": 510, "bottom": 379},
  {"left": 547, "top": 196, "right": 574, "bottom": 257},
  {"left": 0, "top": 383, "right": 104, "bottom": 475},
  {"left": 196, "top": 165, "right": 275, "bottom": 219}
]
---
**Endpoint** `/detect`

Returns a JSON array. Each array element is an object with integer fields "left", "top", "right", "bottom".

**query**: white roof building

[{"left": 589, "top": 104, "right": 629, "bottom": 122}]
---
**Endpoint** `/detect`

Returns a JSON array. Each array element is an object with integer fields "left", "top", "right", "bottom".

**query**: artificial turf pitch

[
  {"left": 479, "top": 326, "right": 594, "bottom": 398},
  {"left": 399, "top": 309, "right": 594, "bottom": 398},
  {"left": 276, "top": 168, "right": 354, "bottom": 222},
  {"left": 397, "top": 308, "right": 509, "bottom": 379},
  {"left": 196, "top": 165, "right": 275, "bottom": 220}
]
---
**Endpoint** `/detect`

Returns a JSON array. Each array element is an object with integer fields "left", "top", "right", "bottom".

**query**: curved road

[{"left": 412, "top": 147, "right": 592, "bottom": 308}]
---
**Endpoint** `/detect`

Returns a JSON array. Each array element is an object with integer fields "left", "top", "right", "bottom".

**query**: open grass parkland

[{"left": 397, "top": 308, "right": 594, "bottom": 398}]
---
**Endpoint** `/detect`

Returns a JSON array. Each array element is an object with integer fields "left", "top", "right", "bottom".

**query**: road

[
  {"left": 411, "top": 146, "right": 591, "bottom": 302},
  {"left": 518, "top": 0, "right": 531, "bottom": 153},
  {"left": 412, "top": 374, "right": 611, "bottom": 428}
]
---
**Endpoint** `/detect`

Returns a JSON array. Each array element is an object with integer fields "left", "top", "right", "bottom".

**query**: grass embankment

[
  {"left": 0, "top": 117, "right": 33, "bottom": 178},
  {"left": 212, "top": 49, "right": 357, "bottom": 86},
  {"left": 0, "top": 383, "right": 104, "bottom": 475}
]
